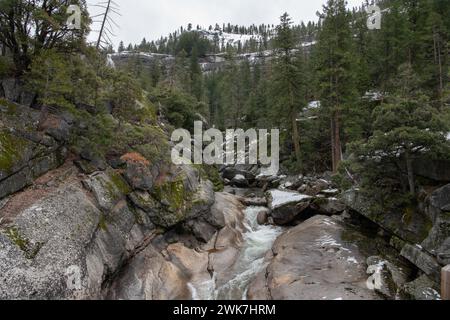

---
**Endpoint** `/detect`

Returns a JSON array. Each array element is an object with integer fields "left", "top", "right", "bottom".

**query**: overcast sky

[{"left": 87, "top": 0, "right": 365, "bottom": 48}]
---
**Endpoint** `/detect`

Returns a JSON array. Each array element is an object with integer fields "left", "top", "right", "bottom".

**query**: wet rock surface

[{"left": 248, "top": 215, "right": 382, "bottom": 300}]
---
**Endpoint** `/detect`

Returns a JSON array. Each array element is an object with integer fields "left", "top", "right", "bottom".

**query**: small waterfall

[{"left": 189, "top": 206, "right": 283, "bottom": 300}]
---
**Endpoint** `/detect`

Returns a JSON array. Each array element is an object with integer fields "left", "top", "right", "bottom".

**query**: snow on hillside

[{"left": 200, "top": 30, "right": 263, "bottom": 46}]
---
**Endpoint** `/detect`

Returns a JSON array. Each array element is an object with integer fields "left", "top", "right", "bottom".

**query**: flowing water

[{"left": 189, "top": 206, "right": 283, "bottom": 300}]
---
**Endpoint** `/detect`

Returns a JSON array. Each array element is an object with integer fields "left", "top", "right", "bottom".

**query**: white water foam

[{"left": 189, "top": 206, "right": 283, "bottom": 300}]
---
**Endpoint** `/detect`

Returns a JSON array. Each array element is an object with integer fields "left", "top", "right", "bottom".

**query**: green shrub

[{"left": 0, "top": 56, "right": 15, "bottom": 77}]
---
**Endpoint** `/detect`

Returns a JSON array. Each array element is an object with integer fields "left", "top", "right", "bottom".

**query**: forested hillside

[{"left": 116, "top": 0, "right": 450, "bottom": 205}]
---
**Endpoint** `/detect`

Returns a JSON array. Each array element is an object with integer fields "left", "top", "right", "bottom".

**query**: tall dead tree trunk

[{"left": 96, "top": 0, "right": 112, "bottom": 50}]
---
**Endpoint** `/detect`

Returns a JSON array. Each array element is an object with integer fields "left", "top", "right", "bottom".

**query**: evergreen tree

[
  {"left": 352, "top": 63, "right": 449, "bottom": 196},
  {"left": 189, "top": 45, "right": 203, "bottom": 100},
  {"left": 118, "top": 41, "right": 125, "bottom": 53},
  {"left": 315, "top": 0, "right": 357, "bottom": 172},
  {"left": 272, "top": 12, "right": 304, "bottom": 166}
]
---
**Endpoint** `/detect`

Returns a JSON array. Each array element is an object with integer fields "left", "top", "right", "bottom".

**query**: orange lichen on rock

[{"left": 120, "top": 152, "right": 150, "bottom": 166}]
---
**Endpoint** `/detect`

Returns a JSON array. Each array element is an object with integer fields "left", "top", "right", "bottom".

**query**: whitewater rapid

[{"left": 189, "top": 206, "right": 283, "bottom": 300}]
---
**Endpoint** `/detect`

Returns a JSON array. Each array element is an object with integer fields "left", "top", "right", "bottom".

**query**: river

[{"left": 188, "top": 206, "right": 283, "bottom": 300}]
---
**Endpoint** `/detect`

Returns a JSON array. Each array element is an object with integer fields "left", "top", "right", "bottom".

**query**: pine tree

[
  {"left": 352, "top": 63, "right": 449, "bottom": 196},
  {"left": 315, "top": 0, "right": 357, "bottom": 172},
  {"left": 118, "top": 41, "right": 125, "bottom": 52},
  {"left": 189, "top": 46, "right": 203, "bottom": 100},
  {"left": 271, "top": 12, "right": 304, "bottom": 166}
]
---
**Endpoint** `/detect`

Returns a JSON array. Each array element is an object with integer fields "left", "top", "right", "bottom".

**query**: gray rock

[
  {"left": 74, "top": 159, "right": 104, "bottom": 174},
  {"left": 45, "top": 118, "right": 70, "bottom": 142},
  {"left": 343, "top": 189, "right": 432, "bottom": 245},
  {"left": 231, "top": 174, "right": 249, "bottom": 188},
  {"left": 428, "top": 184, "right": 450, "bottom": 218},
  {"left": 19, "top": 90, "right": 36, "bottom": 108},
  {"left": 0, "top": 104, "right": 68, "bottom": 199},
  {"left": 279, "top": 175, "right": 304, "bottom": 190},
  {"left": 366, "top": 256, "right": 409, "bottom": 299},
  {"left": 206, "top": 192, "right": 244, "bottom": 229},
  {"left": 123, "top": 162, "right": 155, "bottom": 191},
  {"left": 257, "top": 210, "right": 269, "bottom": 225},
  {"left": 248, "top": 216, "right": 381, "bottom": 300},
  {"left": 147, "top": 166, "right": 215, "bottom": 228},
  {"left": 311, "top": 198, "right": 346, "bottom": 215},
  {"left": 82, "top": 171, "right": 130, "bottom": 211},
  {"left": 241, "top": 197, "right": 268, "bottom": 207},
  {"left": 1, "top": 78, "right": 21, "bottom": 102},
  {"left": 420, "top": 184, "right": 450, "bottom": 264},
  {"left": 0, "top": 169, "right": 158, "bottom": 300},
  {"left": 184, "top": 218, "right": 217, "bottom": 243},
  {"left": 401, "top": 274, "right": 441, "bottom": 300},
  {"left": 107, "top": 245, "right": 191, "bottom": 300},
  {"left": 0, "top": 184, "right": 102, "bottom": 299},
  {"left": 222, "top": 167, "right": 255, "bottom": 182},
  {"left": 128, "top": 191, "right": 154, "bottom": 212},
  {"left": 266, "top": 190, "right": 312, "bottom": 225},
  {"left": 0, "top": 146, "right": 65, "bottom": 200},
  {"left": 400, "top": 244, "right": 441, "bottom": 283}
]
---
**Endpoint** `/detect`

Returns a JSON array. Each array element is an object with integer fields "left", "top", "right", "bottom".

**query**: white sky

[{"left": 87, "top": 0, "right": 365, "bottom": 48}]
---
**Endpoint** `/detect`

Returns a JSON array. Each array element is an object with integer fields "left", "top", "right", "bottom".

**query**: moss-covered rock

[
  {"left": 0, "top": 130, "right": 31, "bottom": 177},
  {"left": 195, "top": 164, "right": 224, "bottom": 192},
  {"left": 145, "top": 166, "right": 215, "bottom": 228},
  {"left": 83, "top": 170, "right": 131, "bottom": 211}
]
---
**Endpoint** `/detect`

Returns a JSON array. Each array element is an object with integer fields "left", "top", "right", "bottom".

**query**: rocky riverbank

[{"left": 1, "top": 99, "right": 447, "bottom": 300}]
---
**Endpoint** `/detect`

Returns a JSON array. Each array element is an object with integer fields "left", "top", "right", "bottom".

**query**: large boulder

[
  {"left": 222, "top": 166, "right": 256, "bottom": 183},
  {"left": 400, "top": 244, "right": 441, "bottom": 283},
  {"left": 183, "top": 218, "right": 217, "bottom": 243},
  {"left": 343, "top": 189, "right": 431, "bottom": 245},
  {"left": 108, "top": 192, "right": 246, "bottom": 301},
  {"left": 0, "top": 169, "right": 155, "bottom": 300},
  {"left": 107, "top": 245, "right": 191, "bottom": 300},
  {"left": 310, "top": 197, "right": 346, "bottom": 215},
  {"left": 123, "top": 161, "right": 155, "bottom": 191},
  {"left": 82, "top": 171, "right": 131, "bottom": 211},
  {"left": 266, "top": 189, "right": 312, "bottom": 225},
  {"left": 247, "top": 215, "right": 381, "bottom": 300},
  {"left": 145, "top": 165, "right": 215, "bottom": 228},
  {"left": 231, "top": 174, "right": 249, "bottom": 188},
  {"left": 400, "top": 274, "right": 441, "bottom": 300},
  {"left": 0, "top": 184, "right": 103, "bottom": 299}
]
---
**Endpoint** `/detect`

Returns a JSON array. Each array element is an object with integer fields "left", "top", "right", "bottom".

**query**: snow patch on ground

[
  {"left": 268, "top": 190, "right": 311, "bottom": 209},
  {"left": 316, "top": 235, "right": 351, "bottom": 253},
  {"left": 347, "top": 257, "right": 359, "bottom": 264},
  {"left": 201, "top": 30, "right": 263, "bottom": 47}
]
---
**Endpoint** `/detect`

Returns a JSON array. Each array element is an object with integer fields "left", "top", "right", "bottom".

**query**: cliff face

[
  {"left": 0, "top": 98, "right": 242, "bottom": 300},
  {"left": 109, "top": 41, "right": 316, "bottom": 75},
  {"left": 343, "top": 184, "right": 450, "bottom": 288}
]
